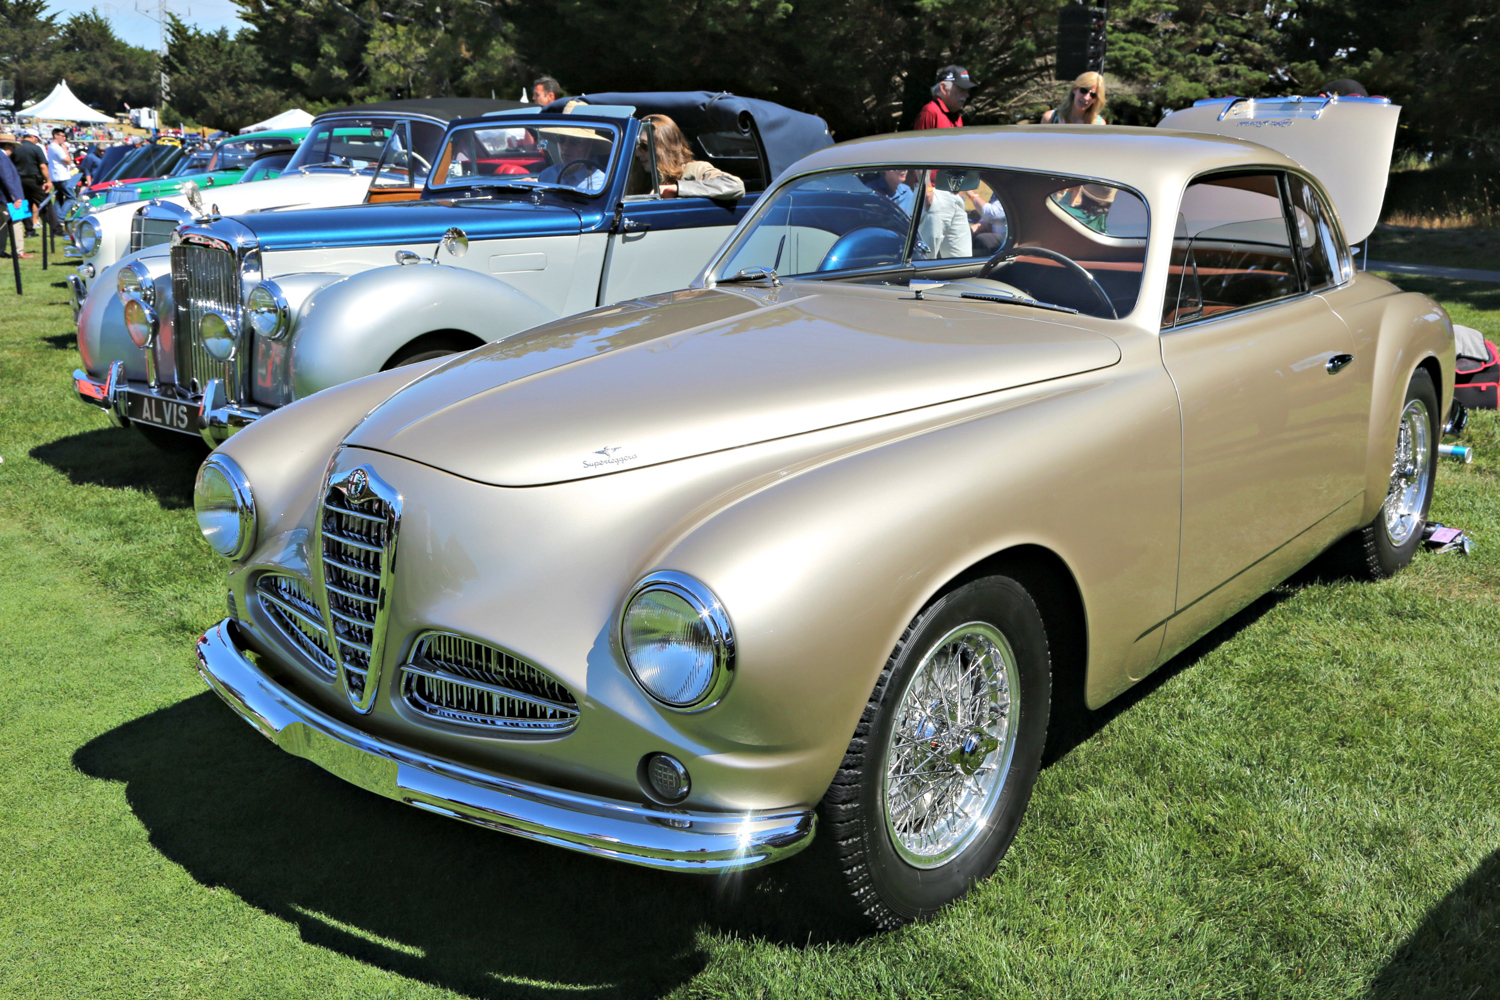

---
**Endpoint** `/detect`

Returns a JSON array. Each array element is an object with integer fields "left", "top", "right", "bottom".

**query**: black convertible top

[
  {"left": 317, "top": 98, "right": 527, "bottom": 123},
  {"left": 544, "top": 91, "right": 833, "bottom": 179}
]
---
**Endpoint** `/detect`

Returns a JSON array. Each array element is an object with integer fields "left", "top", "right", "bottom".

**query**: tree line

[{"left": 1, "top": 0, "right": 1493, "bottom": 160}]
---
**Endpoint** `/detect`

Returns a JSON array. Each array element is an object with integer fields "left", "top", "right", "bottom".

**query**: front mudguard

[
  {"left": 287, "top": 264, "right": 559, "bottom": 400},
  {"left": 76, "top": 244, "right": 173, "bottom": 381}
]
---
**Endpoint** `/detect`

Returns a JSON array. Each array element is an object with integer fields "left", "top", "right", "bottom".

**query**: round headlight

[
  {"left": 123, "top": 296, "right": 158, "bottom": 349},
  {"left": 201, "top": 310, "right": 237, "bottom": 362},
  {"left": 245, "top": 281, "right": 288, "bottom": 340},
  {"left": 621, "top": 572, "right": 734, "bottom": 709},
  {"left": 194, "top": 455, "right": 256, "bottom": 559},
  {"left": 76, "top": 217, "right": 100, "bottom": 256}
]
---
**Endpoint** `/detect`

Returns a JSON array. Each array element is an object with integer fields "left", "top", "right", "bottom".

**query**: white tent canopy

[
  {"left": 17, "top": 81, "right": 114, "bottom": 124},
  {"left": 239, "top": 108, "right": 315, "bottom": 134}
]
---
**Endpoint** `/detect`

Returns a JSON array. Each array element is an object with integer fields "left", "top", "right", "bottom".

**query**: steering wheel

[
  {"left": 978, "top": 245, "right": 1117, "bottom": 319},
  {"left": 555, "top": 158, "right": 600, "bottom": 189}
]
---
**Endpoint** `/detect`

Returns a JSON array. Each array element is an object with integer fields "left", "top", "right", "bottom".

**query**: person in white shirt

[{"left": 46, "top": 128, "right": 78, "bottom": 201}]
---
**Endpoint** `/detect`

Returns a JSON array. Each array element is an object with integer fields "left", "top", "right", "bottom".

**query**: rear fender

[{"left": 288, "top": 264, "right": 558, "bottom": 400}]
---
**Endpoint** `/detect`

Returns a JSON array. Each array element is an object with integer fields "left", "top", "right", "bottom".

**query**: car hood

[
  {"left": 164, "top": 171, "right": 372, "bottom": 218},
  {"left": 236, "top": 198, "right": 583, "bottom": 252},
  {"left": 345, "top": 282, "right": 1123, "bottom": 486}
]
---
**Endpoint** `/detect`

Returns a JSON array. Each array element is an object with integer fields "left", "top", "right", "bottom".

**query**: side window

[
  {"left": 696, "top": 131, "right": 763, "bottom": 191},
  {"left": 1287, "top": 174, "right": 1348, "bottom": 290},
  {"left": 408, "top": 121, "right": 444, "bottom": 184},
  {"left": 371, "top": 123, "right": 413, "bottom": 188},
  {"left": 1167, "top": 173, "right": 1300, "bottom": 326}
]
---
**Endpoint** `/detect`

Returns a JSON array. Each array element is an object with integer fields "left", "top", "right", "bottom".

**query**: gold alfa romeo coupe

[{"left": 190, "top": 97, "right": 1453, "bottom": 928}]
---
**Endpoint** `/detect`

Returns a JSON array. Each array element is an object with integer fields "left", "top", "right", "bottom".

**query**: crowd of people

[{"left": 0, "top": 125, "right": 133, "bottom": 257}]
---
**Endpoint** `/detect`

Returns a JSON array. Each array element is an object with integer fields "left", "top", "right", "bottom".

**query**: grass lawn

[{"left": 2, "top": 234, "right": 1498, "bottom": 999}]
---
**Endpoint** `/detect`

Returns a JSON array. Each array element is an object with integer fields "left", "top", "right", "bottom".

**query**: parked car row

[{"left": 68, "top": 93, "right": 1453, "bottom": 928}]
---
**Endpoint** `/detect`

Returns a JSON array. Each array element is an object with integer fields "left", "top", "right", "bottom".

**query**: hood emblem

[
  {"left": 584, "top": 446, "right": 638, "bottom": 469},
  {"left": 346, "top": 468, "right": 370, "bottom": 502}
]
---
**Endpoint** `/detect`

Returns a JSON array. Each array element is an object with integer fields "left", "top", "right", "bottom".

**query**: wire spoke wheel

[
  {"left": 1384, "top": 397, "right": 1431, "bottom": 548},
  {"left": 881, "top": 622, "right": 1021, "bottom": 868}
]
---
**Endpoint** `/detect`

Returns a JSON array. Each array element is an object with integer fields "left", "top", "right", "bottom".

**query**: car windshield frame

[
  {"left": 424, "top": 117, "right": 624, "bottom": 200},
  {"left": 709, "top": 162, "right": 1153, "bottom": 321},
  {"left": 283, "top": 116, "right": 406, "bottom": 175}
]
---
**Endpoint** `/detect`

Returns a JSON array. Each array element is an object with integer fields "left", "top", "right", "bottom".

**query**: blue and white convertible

[{"left": 73, "top": 92, "right": 831, "bottom": 448}]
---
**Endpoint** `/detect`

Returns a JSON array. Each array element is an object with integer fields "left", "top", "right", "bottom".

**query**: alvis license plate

[{"left": 128, "top": 391, "right": 195, "bottom": 433}]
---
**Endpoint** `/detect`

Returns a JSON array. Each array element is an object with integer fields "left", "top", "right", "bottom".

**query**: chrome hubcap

[
  {"left": 1384, "top": 398, "right": 1431, "bottom": 547},
  {"left": 882, "top": 622, "right": 1020, "bottom": 868}
]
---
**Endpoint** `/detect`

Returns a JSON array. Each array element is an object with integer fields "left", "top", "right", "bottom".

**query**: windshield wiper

[
  {"left": 719, "top": 266, "right": 781, "bottom": 286},
  {"left": 959, "top": 290, "right": 1079, "bottom": 315}
]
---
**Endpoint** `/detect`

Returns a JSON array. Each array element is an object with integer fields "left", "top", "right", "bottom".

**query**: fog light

[
  {"left": 201, "top": 310, "right": 237, "bottom": 362},
  {"left": 81, "top": 263, "right": 96, "bottom": 279},
  {"left": 641, "top": 753, "right": 690, "bottom": 803}
]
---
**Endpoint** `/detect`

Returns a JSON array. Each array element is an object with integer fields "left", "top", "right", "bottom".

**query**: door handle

[
  {"left": 620, "top": 218, "right": 651, "bottom": 233},
  {"left": 1326, "top": 353, "right": 1353, "bottom": 374}
]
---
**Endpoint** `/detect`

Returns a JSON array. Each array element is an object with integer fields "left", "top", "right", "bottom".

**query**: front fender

[
  {"left": 288, "top": 264, "right": 559, "bottom": 400},
  {"left": 77, "top": 244, "right": 172, "bottom": 380}
]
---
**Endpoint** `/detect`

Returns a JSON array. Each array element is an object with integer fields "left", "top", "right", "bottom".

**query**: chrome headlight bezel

[
  {"left": 621, "top": 571, "right": 736, "bottom": 711},
  {"left": 194, "top": 454, "right": 256, "bottom": 560},
  {"left": 116, "top": 261, "right": 154, "bottom": 305},
  {"left": 123, "top": 295, "right": 159, "bottom": 349},
  {"left": 245, "top": 280, "right": 289, "bottom": 340},
  {"left": 76, "top": 217, "right": 101, "bottom": 257}
]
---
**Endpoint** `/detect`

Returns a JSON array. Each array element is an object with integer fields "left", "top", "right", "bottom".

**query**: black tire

[
  {"left": 1342, "top": 368, "right": 1439, "bottom": 579},
  {"left": 135, "top": 422, "right": 209, "bottom": 455},
  {"left": 821, "top": 575, "right": 1052, "bottom": 929}
]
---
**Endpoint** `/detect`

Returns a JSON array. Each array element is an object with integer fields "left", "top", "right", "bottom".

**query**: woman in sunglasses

[{"left": 1040, "top": 71, "right": 1107, "bottom": 124}]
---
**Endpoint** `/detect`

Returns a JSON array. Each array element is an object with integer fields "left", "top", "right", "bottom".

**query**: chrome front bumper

[
  {"left": 195, "top": 619, "right": 817, "bottom": 872},
  {"left": 73, "top": 363, "right": 266, "bottom": 446}
]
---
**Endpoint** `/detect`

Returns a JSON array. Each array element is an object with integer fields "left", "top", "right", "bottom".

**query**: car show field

[{"left": 1, "top": 234, "right": 1497, "bottom": 997}]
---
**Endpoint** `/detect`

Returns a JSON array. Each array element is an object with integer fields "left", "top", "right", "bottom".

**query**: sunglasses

[{"left": 1075, "top": 88, "right": 1098, "bottom": 98}]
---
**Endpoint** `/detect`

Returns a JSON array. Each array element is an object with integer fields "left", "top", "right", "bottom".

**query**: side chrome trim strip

[{"left": 196, "top": 620, "right": 816, "bottom": 872}]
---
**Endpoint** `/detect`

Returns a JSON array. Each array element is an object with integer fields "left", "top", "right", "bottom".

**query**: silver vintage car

[{"left": 189, "top": 98, "right": 1452, "bottom": 927}]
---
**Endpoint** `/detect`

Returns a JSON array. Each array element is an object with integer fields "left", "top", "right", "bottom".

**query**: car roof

[
  {"left": 314, "top": 98, "right": 527, "bottom": 123},
  {"left": 787, "top": 124, "right": 1301, "bottom": 192}
]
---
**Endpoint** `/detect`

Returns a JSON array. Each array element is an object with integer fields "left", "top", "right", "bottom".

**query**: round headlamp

[
  {"left": 123, "top": 296, "right": 159, "bottom": 349},
  {"left": 194, "top": 454, "right": 256, "bottom": 559},
  {"left": 76, "top": 217, "right": 101, "bottom": 257},
  {"left": 200, "top": 310, "right": 237, "bottom": 362},
  {"left": 245, "top": 281, "right": 288, "bottom": 340},
  {"left": 621, "top": 572, "right": 735, "bottom": 710},
  {"left": 116, "top": 267, "right": 141, "bottom": 300}
]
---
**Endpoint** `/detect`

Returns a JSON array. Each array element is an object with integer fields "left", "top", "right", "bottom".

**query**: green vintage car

[{"left": 84, "top": 128, "right": 309, "bottom": 210}]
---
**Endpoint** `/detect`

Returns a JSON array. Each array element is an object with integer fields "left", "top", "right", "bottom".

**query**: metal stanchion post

[
  {"left": 39, "top": 191, "right": 53, "bottom": 271},
  {"left": 6, "top": 210, "right": 21, "bottom": 294}
]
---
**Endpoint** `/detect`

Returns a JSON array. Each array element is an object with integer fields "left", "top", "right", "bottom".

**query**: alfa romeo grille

[
  {"left": 255, "top": 573, "right": 335, "bottom": 677},
  {"left": 130, "top": 214, "right": 180, "bottom": 253},
  {"left": 402, "top": 632, "right": 579, "bottom": 734},
  {"left": 320, "top": 485, "right": 392, "bottom": 706},
  {"left": 170, "top": 241, "right": 242, "bottom": 396}
]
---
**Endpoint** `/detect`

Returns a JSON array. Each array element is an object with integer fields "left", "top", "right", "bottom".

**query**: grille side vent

[
  {"left": 318, "top": 466, "right": 399, "bottom": 713},
  {"left": 255, "top": 573, "right": 335, "bottom": 678},
  {"left": 402, "top": 632, "right": 579, "bottom": 734}
]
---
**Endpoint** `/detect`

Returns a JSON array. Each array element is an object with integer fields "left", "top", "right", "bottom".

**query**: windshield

[
  {"left": 241, "top": 152, "right": 293, "bottom": 183},
  {"left": 284, "top": 117, "right": 402, "bottom": 174},
  {"left": 712, "top": 165, "right": 1149, "bottom": 319},
  {"left": 170, "top": 151, "right": 212, "bottom": 176},
  {"left": 206, "top": 136, "right": 300, "bottom": 172},
  {"left": 429, "top": 120, "right": 618, "bottom": 196}
]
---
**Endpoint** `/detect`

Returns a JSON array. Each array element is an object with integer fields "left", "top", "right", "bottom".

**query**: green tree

[
  {"left": 53, "top": 10, "right": 158, "bottom": 114},
  {"left": 234, "top": 0, "right": 374, "bottom": 109},
  {"left": 362, "top": 0, "right": 519, "bottom": 98},
  {"left": 161, "top": 13, "right": 292, "bottom": 131},
  {"left": 0, "top": 0, "right": 59, "bottom": 111}
]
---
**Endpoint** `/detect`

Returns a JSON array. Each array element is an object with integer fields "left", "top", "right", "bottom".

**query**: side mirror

[{"left": 441, "top": 227, "right": 469, "bottom": 258}]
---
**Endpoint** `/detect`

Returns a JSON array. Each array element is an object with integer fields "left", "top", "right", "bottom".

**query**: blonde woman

[
  {"left": 639, "top": 114, "right": 746, "bottom": 200},
  {"left": 1040, "top": 72, "right": 1107, "bottom": 124}
]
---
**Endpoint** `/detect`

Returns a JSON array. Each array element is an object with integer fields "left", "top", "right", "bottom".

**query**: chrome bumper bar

[
  {"left": 195, "top": 619, "right": 816, "bottom": 872},
  {"left": 73, "top": 365, "right": 266, "bottom": 446}
]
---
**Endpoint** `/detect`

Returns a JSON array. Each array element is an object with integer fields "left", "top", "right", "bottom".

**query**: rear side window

[
  {"left": 1286, "top": 174, "right": 1349, "bottom": 290},
  {"left": 1164, "top": 173, "right": 1299, "bottom": 329}
]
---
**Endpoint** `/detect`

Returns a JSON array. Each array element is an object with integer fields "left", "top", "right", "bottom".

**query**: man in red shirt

[{"left": 913, "top": 65, "right": 975, "bottom": 130}]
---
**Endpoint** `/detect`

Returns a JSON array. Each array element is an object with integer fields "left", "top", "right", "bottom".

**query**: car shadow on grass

[
  {"left": 1366, "top": 847, "right": 1499, "bottom": 999},
  {"left": 72, "top": 692, "right": 868, "bottom": 1000},
  {"left": 31, "top": 426, "right": 203, "bottom": 509}
]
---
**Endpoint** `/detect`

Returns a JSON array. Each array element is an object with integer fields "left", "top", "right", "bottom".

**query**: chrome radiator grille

[
  {"left": 256, "top": 573, "right": 335, "bottom": 677},
  {"left": 170, "top": 241, "right": 242, "bottom": 395},
  {"left": 320, "top": 485, "right": 393, "bottom": 707},
  {"left": 402, "top": 632, "right": 579, "bottom": 733},
  {"left": 130, "top": 214, "right": 180, "bottom": 253}
]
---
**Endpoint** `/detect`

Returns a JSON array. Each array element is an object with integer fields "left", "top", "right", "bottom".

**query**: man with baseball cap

[{"left": 914, "top": 65, "right": 975, "bottom": 130}]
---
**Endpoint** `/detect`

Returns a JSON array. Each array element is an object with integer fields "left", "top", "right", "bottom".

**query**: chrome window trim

[
  {"left": 425, "top": 117, "right": 627, "bottom": 199},
  {"left": 620, "top": 570, "right": 736, "bottom": 712}
]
